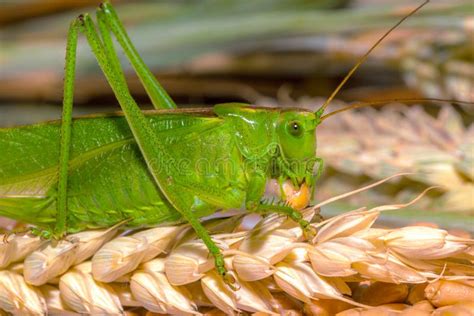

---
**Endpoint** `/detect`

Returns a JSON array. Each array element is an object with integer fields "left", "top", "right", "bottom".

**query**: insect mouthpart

[
  {"left": 283, "top": 180, "right": 311, "bottom": 210},
  {"left": 265, "top": 179, "right": 311, "bottom": 210}
]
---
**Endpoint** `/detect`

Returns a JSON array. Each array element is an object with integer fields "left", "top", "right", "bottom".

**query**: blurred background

[{"left": 0, "top": 0, "right": 473, "bottom": 231}]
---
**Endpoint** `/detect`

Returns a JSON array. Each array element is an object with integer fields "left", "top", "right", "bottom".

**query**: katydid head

[
  {"left": 266, "top": 108, "right": 323, "bottom": 210},
  {"left": 274, "top": 109, "right": 321, "bottom": 188}
]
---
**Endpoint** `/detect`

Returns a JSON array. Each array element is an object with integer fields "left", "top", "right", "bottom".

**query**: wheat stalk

[{"left": 0, "top": 188, "right": 472, "bottom": 315}]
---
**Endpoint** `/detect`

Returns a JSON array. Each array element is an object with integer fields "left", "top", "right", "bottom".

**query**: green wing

[{"left": 0, "top": 112, "right": 244, "bottom": 232}]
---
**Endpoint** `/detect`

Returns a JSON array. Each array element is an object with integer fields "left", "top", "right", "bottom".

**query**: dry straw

[{"left": 0, "top": 183, "right": 473, "bottom": 315}]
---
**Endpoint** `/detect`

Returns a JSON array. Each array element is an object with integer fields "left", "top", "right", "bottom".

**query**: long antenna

[
  {"left": 320, "top": 98, "right": 474, "bottom": 121},
  {"left": 315, "top": 0, "right": 430, "bottom": 115}
]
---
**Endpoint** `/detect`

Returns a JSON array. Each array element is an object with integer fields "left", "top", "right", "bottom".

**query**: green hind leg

[
  {"left": 54, "top": 3, "right": 176, "bottom": 238},
  {"left": 54, "top": 20, "right": 80, "bottom": 238},
  {"left": 97, "top": 1, "right": 176, "bottom": 110},
  {"left": 57, "top": 6, "right": 232, "bottom": 285}
]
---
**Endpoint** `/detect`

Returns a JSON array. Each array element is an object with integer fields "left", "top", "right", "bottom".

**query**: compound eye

[{"left": 288, "top": 121, "right": 304, "bottom": 137}]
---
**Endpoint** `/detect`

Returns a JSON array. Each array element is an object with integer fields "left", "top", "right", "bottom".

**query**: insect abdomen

[{"left": 0, "top": 113, "right": 245, "bottom": 232}]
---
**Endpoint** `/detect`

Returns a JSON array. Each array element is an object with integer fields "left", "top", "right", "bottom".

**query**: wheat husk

[
  {"left": 0, "top": 234, "right": 44, "bottom": 269},
  {"left": 59, "top": 262, "right": 123, "bottom": 314},
  {"left": 0, "top": 270, "right": 46, "bottom": 315},
  {"left": 382, "top": 226, "right": 471, "bottom": 259},
  {"left": 164, "top": 239, "right": 218, "bottom": 286},
  {"left": 24, "top": 239, "right": 78, "bottom": 286},
  {"left": 0, "top": 188, "right": 472, "bottom": 315},
  {"left": 39, "top": 284, "right": 78, "bottom": 316},
  {"left": 67, "top": 227, "right": 119, "bottom": 264}
]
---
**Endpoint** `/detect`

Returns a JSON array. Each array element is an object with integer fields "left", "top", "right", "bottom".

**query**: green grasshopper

[{"left": 0, "top": 0, "right": 456, "bottom": 285}]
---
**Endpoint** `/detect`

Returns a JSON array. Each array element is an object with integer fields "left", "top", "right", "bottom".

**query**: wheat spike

[
  {"left": 318, "top": 104, "right": 474, "bottom": 213},
  {"left": 0, "top": 188, "right": 472, "bottom": 315}
]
